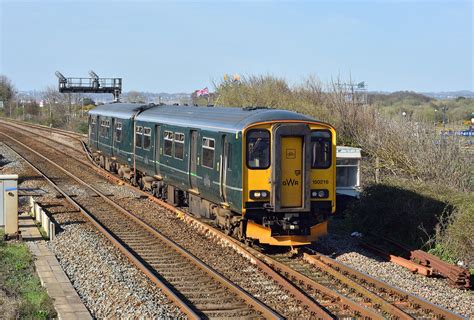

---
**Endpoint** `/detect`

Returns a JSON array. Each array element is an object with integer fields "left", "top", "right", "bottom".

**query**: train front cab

[{"left": 243, "top": 121, "right": 336, "bottom": 246}]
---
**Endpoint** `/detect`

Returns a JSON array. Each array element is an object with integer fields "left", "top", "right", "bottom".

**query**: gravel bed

[
  {"left": 48, "top": 219, "right": 182, "bottom": 318},
  {"left": 0, "top": 142, "right": 183, "bottom": 318},
  {"left": 4, "top": 131, "right": 312, "bottom": 318},
  {"left": 0, "top": 119, "right": 85, "bottom": 151},
  {"left": 313, "top": 233, "right": 474, "bottom": 318},
  {"left": 116, "top": 197, "right": 311, "bottom": 319},
  {"left": 6, "top": 124, "right": 472, "bottom": 318}
]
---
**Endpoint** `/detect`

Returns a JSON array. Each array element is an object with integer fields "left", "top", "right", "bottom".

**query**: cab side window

[
  {"left": 311, "top": 130, "right": 332, "bottom": 169},
  {"left": 246, "top": 129, "right": 270, "bottom": 169}
]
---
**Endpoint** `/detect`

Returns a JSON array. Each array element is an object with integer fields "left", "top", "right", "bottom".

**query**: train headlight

[
  {"left": 311, "top": 189, "right": 329, "bottom": 199},
  {"left": 250, "top": 190, "right": 270, "bottom": 200}
]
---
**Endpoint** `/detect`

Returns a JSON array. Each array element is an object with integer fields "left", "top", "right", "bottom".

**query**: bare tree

[
  {"left": 0, "top": 75, "right": 17, "bottom": 116},
  {"left": 127, "top": 91, "right": 146, "bottom": 103}
]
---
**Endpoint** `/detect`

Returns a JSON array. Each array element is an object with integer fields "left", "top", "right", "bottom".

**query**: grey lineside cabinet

[{"left": 0, "top": 175, "right": 18, "bottom": 237}]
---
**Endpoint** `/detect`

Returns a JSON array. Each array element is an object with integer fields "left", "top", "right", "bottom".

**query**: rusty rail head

[
  {"left": 411, "top": 250, "right": 471, "bottom": 289},
  {"left": 302, "top": 252, "right": 413, "bottom": 319},
  {"left": 141, "top": 195, "right": 333, "bottom": 319},
  {"left": 5, "top": 119, "right": 467, "bottom": 319},
  {"left": 361, "top": 241, "right": 433, "bottom": 276},
  {"left": 0, "top": 138, "right": 200, "bottom": 319},
  {"left": 307, "top": 251, "right": 466, "bottom": 320},
  {"left": 0, "top": 117, "right": 87, "bottom": 139},
  {"left": 1, "top": 130, "right": 283, "bottom": 320}
]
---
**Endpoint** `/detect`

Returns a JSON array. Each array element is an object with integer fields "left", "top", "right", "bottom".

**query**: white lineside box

[
  {"left": 0, "top": 174, "right": 19, "bottom": 239},
  {"left": 29, "top": 196, "right": 55, "bottom": 240}
]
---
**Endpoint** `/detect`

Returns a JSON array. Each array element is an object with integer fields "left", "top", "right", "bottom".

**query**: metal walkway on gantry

[{"left": 55, "top": 70, "right": 122, "bottom": 101}]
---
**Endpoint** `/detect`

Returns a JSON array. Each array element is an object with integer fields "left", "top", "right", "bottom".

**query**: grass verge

[{"left": 0, "top": 228, "right": 56, "bottom": 319}]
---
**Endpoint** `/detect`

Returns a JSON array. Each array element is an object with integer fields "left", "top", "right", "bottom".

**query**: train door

[
  {"left": 189, "top": 130, "right": 198, "bottom": 191},
  {"left": 280, "top": 136, "right": 303, "bottom": 207},
  {"left": 271, "top": 124, "right": 311, "bottom": 212},
  {"left": 111, "top": 118, "right": 115, "bottom": 156},
  {"left": 90, "top": 116, "right": 98, "bottom": 150},
  {"left": 219, "top": 135, "right": 229, "bottom": 202},
  {"left": 154, "top": 125, "right": 161, "bottom": 176}
]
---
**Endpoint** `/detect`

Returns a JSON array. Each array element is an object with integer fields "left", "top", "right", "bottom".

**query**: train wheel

[
  {"left": 224, "top": 217, "right": 232, "bottom": 235},
  {"left": 118, "top": 167, "right": 124, "bottom": 178},
  {"left": 237, "top": 221, "right": 246, "bottom": 242}
]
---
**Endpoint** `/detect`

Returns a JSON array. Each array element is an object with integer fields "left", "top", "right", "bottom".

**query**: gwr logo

[{"left": 282, "top": 178, "right": 299, "bottom": 186}]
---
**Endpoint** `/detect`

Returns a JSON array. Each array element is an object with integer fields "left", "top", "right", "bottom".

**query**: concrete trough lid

[{"left": 0, "top": 174, "right": 19, "bottom": 180}]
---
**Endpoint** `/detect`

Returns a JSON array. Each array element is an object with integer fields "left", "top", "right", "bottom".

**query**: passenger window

[
  {"left": 202, "top": 137, "right": 215, "bottom": 168},
  {"left": 143, "top": 127, "right": 151, "bottom": 150},
  {"left": 247, "top": 129, "right": 270, "bottom": 169},
  {"left": 136, "top": 126, "right": 143, "bottom": 148},
  {"left": 100, "top": 120, "right": 108, "bottom": 138},
  {"left": 164, "top": 131, "right": 173, "bottom": 156},
  {"left": 311, "top": 130, "right": 332, "bottom": 169},
  {"left": 174, "top": 132, "right": 185, "bottom": 160},
  {"left": 115, "top": 122, "right": 122, "bottom": 142}
]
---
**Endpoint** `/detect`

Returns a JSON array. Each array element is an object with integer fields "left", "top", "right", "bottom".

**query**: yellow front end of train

[{"left": 242, "top": 120, "right": 336, "bottom": 246}]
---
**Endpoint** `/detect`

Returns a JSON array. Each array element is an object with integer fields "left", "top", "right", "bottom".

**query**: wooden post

[{"left": 375, "top": 156, "right": 380, "bottom": 183}]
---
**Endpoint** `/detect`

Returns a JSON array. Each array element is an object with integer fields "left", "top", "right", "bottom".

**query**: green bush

[
  {"left": 433, "top": 192, "right": 474, "bottom": 266},
  {"left": 76, "top": 121, "right": 88, "bottom": 134}
]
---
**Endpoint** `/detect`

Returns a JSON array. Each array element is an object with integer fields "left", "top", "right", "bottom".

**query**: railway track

[
  {"left": 0, "top": 131, "right": 281, "bottom": 319},
  {"left": 0, "top": 121, "right": 337, "bottom": 319},
  {"left": 272, "top": 250, "right": 464, "bottom": 319},
  {"left": 0, "top": 119, "right": 466, "bottom": 319},
  {"left": 302, "top": 250, "right": 466, "bottom": 319},
  {"left": 0, "top": 117, "right": 87, "bottom": 139}
]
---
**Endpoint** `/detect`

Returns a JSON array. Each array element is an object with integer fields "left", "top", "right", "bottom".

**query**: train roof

[
  {"left": 88, "top": 103, "right": 149, "bottom": 119},
  {"left": 89, "top": 103, "right": 325, "bottom": 133},
  {"left": 137, "top": 105, "right": 318, "bottom": 133}
]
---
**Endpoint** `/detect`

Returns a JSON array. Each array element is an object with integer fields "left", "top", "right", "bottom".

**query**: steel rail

[
  {"left": 303, "top": 250, "right": 466, "bottom": 320},
  {"left": 295, "top": 252, "right": 414, "bottom": 319},
  {"left": 0, "top": 117, "right": 87, "bottom": 139},
  {"left": 0, "top": 141, "right": 198, "bottom": 319},
  {"left": 0, "top": 120, "right": 334, "bottom": 319},
  {"left": 1, "top": 120, "right": 466, "bottom": 319},
  {"left": 1, "top": 132, "right": 282, "bottom": 320}
]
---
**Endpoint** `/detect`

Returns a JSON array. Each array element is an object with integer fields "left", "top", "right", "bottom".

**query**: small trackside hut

[{"left": 88, "top": 103, "right": 336, "bottom": 246}]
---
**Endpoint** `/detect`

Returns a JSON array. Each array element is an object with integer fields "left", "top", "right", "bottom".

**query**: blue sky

[{"left": 0, "top": 0, "right": 472, "bottom": 93}]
